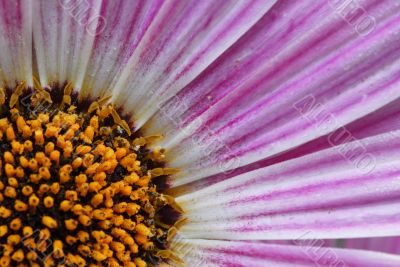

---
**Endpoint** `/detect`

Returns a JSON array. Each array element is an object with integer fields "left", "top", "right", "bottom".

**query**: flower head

[{"left": 0, "top": 0, "right": 399, "bottom": 266}]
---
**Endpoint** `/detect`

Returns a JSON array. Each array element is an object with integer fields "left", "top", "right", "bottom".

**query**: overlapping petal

[
  {"left": 111, "top": 0, "right": 277, "bottom": 123},
  {"left": 143, "top": 0, "right": 400, "bottom": 187},
  {"left": 171, "top": 239, "right": 400, "bottom": 267},
  {"left": 177, "top": 131, "right": 400, "bottom": 240},
  {"left": 169, "top": 95, "right": 400, "bottom": 196},
  {"left": 32, "top": 0, "right": 276, "bottom": 109}
]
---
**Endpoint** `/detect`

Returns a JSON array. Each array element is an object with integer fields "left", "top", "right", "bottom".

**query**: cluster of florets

[{"left": 0, "top": 82, "right": 182, "bottom": 266}]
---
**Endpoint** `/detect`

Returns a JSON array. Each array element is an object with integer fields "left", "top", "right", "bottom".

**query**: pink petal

[
  {"left": 172, "top": 239, "right": 400, "bottom": 267},
  {"left": 0, "top": 0, "right": 32, "bottom": 86},
  {"left": 111, "top": 0, "right": 276, "bottom": 123},
  {"left": 143, "top": 0, "right": 400, "bottom": 187},
  {"left": 170, "top": 95, "right": 400, "bottom": 196},
  {"left": 32, "top": 0, "right": 276, "bottom": 109},
  {"left": 177, "top": 131, "right": 400, "bottom": 240},
  {"left": 345, "top": 237, "right": 400, "bottom": 255}
]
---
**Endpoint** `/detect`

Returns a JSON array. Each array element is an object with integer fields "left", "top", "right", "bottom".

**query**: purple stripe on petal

[
  {"left": 153, "top": 0, "right": 400, "bottom": 187},
  {"left": 174, "top": 239, "right": 400, "bottom": 267},
  {"left": 177, "top": 132, "right": 400, "bottom": 240}
]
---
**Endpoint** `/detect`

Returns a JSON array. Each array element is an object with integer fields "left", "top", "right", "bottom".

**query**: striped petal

[
  {"left": 0, "top": 0, "right": 32, "bottom": 87},
  {"left": 32, "top": 0, "right": 276, "bottom": 112},
  {"left": 111, "top": 0, "right": 277, "bottom": 123},
  {"left": 142, "top": 0, "right": 400, "bottom": 187},
  {"left": 177, "top": 131, "right": 400, "bottom": 240},
  {"left": 172, "top": 239, "right": 400, "bottom": 267},
  {"left": 170, "top": 94, "right": 400, "bottom": 196}
]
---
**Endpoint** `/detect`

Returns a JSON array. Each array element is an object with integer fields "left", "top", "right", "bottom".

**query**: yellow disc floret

[{"left": 0, "top": 82, "right": 184, "bottom": 266}]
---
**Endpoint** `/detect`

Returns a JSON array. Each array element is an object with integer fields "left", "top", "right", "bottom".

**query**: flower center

[{"left": 0, "top": 81, "right": 182, "bottom": 266}]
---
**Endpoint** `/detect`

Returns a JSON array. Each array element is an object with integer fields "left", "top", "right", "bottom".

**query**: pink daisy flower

[{"left": 0, "top": 0, "right": 399, "bottom": 266}]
